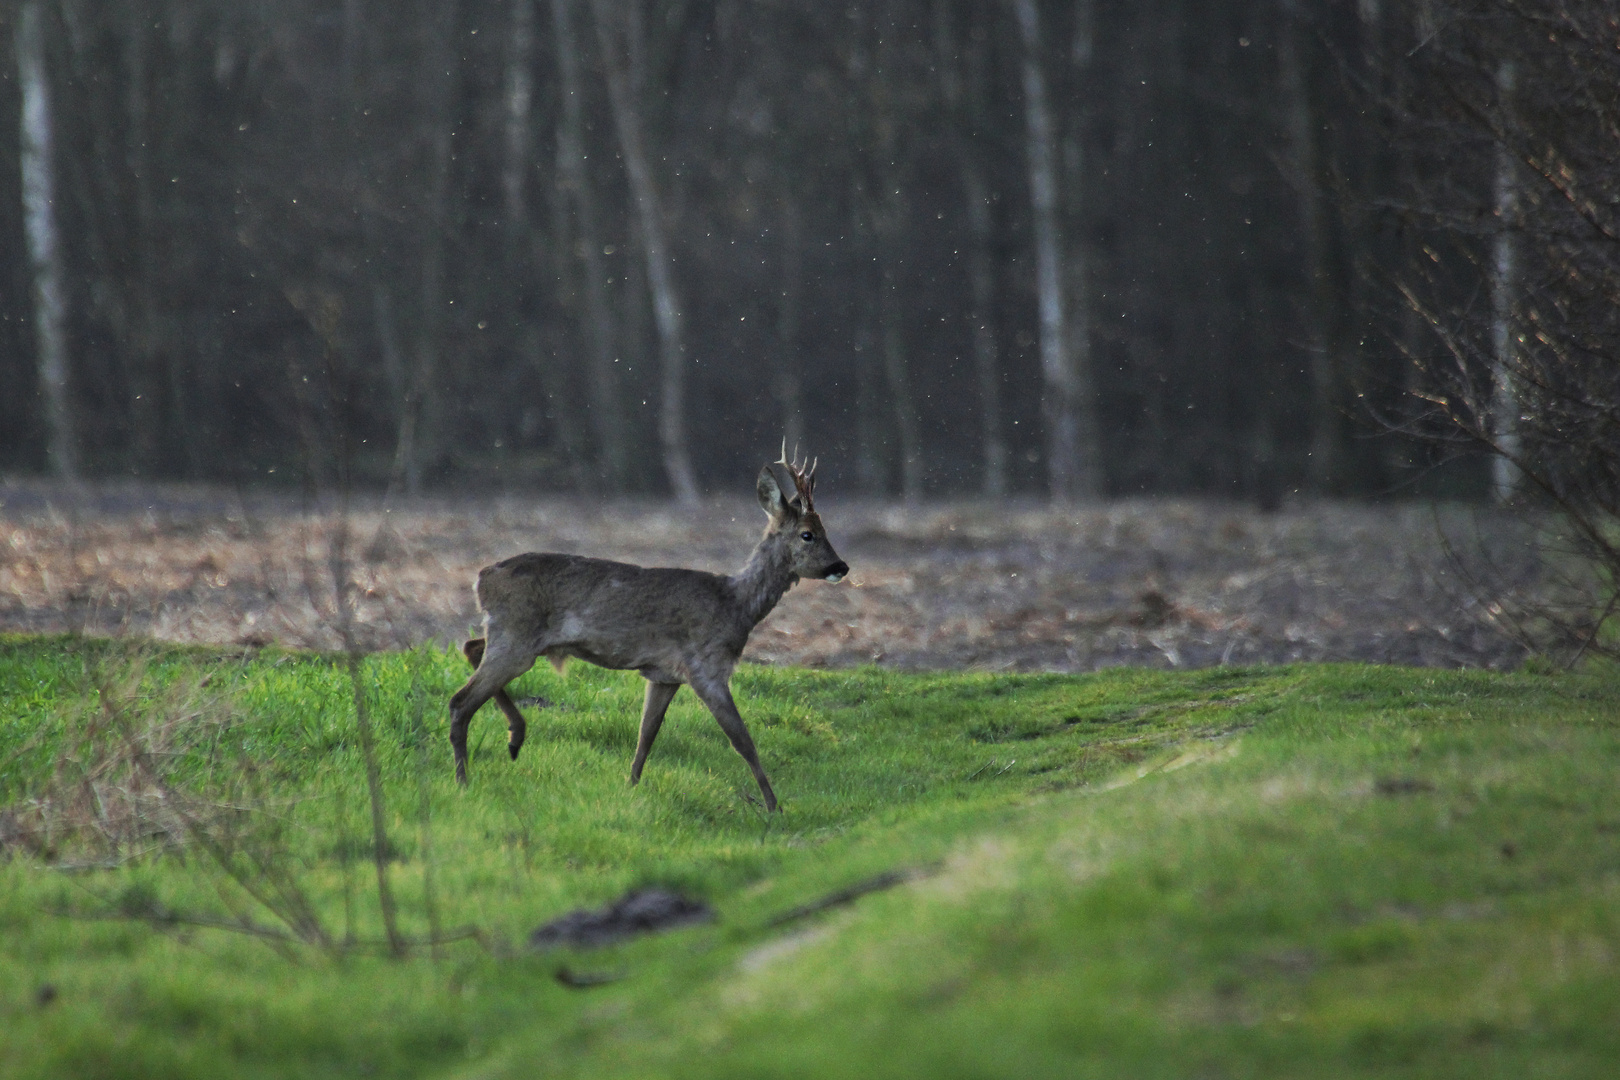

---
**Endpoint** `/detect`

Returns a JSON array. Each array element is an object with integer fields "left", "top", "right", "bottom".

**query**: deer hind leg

[
  {"left": 449, "top": 636, "right": 536, "bottom": 785},
  {"left": 631, "top": 680, "right": 680, "bottom": 786},
  {"left": 463, "top": 637, "right": 528, "bottom": 761},
  {"left": 689, "top": 678, "right": 778, "bottom": 812}
]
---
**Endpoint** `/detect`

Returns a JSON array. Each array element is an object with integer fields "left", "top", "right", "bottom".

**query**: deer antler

[{"left": 776, "top": 441, "right": 817, "bottom": 511}]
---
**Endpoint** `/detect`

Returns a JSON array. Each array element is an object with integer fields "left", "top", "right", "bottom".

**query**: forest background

[{"left": 2, "top": 0, "right": 1587, "bottom": 507}]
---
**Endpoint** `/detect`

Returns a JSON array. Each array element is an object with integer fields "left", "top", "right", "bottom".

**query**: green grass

[{"left": 1, "top": 633, "right": 1618, "bottom": 1078}]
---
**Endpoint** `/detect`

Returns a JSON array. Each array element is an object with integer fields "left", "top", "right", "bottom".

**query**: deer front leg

[
  {"left": 689, "top": 678, "right": 778, "bottom": 812},
  {"left": 631, "top": 680, "right": 680, "bottom": 786},
  {"left": 448, "top": 638, "right": 536, "bottom": 785},
  {"left": 464, "top": 637, "right": 528, "bottom": 760}
]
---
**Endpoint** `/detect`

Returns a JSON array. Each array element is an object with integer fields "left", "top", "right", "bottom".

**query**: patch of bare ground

[{"left": 0, "top": 480, "right": 1535, "bottom": 670}]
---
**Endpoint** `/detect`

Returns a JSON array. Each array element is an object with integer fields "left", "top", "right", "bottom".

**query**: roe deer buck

[{"left": 449, "top": 452, "right": 848, "bottom": 811}]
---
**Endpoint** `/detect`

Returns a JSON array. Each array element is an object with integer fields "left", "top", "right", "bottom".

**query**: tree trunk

[
  {"left": 503, "top": 0, "right": 586, "bottom": 491},
  {"left": 397, "top": 0, "right": 460, "bottom": 494},
  {"left": 869, "top": 4, "right": 923, "bottom": 502},
  {"left": 16, "top": 0, "right": 75, "bottom": 479},
  {"left": 159, "top": 12, "right": 201, "bottom": 478},
  {"left": 964, "top": 170, "right": 1008, "bottom": 498},
  {"left": 502, "top": 0, "right": 535, "bottom": 235},
  {"left": 590, "top": 0, "right": 699, "bottom": 502},
  {"left": 372, "top": 282, "right": 408, "bottom": 431},
  {"left": 845, "top": 166, "right": 881, "bottom": 493},
  {"left": 1278, "top": 0, "right": 1340, "bottom": 494},
  {"left": 1012, "top": 0, "right": 1098, "bottom": 502},
  {"left": 119, "top": 3, "right": 166, "bottom": 473},
  {"left": 1489, "top": 59, "right": 1520, "bottom": 504},
  {"left": 346, "top": 0, "right": 418, "bottom": 497},
  {"left": 551, "top": 0, "right": 625, "bottom": 490},
  {"left": 1061, "top": 0, "right": 1099, "bottom": 496},
  {"left": 854, "top": 310, "right": 886, "bottom": 494},
  {"left": 773, "top": 193, "right": 805, "bottom": 457},
  {"left": 938, "top": 0, "right": 1007, "bottom": 497},
  {"left": 1382, "top": 1, "right": 1424, "bottom": 487},
  {"left": 880, "top": 248, "right": 925, "bottom": 503}
]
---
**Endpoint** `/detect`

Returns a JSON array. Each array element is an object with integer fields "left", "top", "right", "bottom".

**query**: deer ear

[{"left": 757, "top": 466, "right": 792, "bottom": 519}]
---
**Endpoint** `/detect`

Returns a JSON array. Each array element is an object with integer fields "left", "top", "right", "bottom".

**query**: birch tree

[
  {"left": 16, "top": 0, "right": 75, "bottom": 479},
  {"left": 590, "top": 0, "right": 698, "bottom": 502},
  {"left": 551, "top": 0, "right": 626, "bottom": 489},
  {"left": 1489, "top": 59, "right": 1520, "bottom": 504},
  {"left": 1012, "top": 0, "right": 1099, "bottom": 501},
  {"left": 1378, "top": 0, "right": 1620, "bottom": 652},
  {"left": 501, "top": 0, "right": 536, "bottom": 241}
]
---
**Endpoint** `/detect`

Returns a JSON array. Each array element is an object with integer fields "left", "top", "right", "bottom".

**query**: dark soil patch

[{"left": 529, "top": 888, "right": 713, "bottom": 949}]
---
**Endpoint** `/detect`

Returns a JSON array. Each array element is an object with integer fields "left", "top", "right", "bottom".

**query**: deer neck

[{"left": 730, "top": 533, "right": 798, "bottom": 628}]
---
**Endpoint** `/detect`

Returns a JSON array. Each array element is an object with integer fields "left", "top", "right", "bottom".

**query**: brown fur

[{"left": 449, "top": 460, "right": 848, "bottom": 811}]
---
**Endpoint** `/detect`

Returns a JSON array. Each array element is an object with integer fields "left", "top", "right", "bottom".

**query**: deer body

[{"left": 449, "top": 459, "right": 847, "bottom": 812}]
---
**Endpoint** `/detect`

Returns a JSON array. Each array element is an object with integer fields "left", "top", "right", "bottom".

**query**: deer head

[{"left": 757, "top": 447, "right": 848, "bottom": 583}]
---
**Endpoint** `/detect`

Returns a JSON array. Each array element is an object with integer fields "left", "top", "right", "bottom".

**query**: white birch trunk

[
  {"left": 1490, "top": 60, "right": 1520, "bottom": 504},
  {"left": 1012, "top": 0, "right": 1097, "bottom": 502},
  {"left": 502, "top": 0, "right": 534, "bottom": 230},
  {"left": 17, "top": 1, "right": 75, "bottom": 478},
  {"left": 590, "top": 0, "right": 699, "bottom": 502}
]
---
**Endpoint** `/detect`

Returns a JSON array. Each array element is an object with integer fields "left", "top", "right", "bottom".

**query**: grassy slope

[{"left": 0, "top": 634, "right": 1617, "bottom": 1078}]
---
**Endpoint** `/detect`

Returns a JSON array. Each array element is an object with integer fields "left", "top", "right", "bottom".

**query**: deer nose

[{"left": 823, "top": 560, "right": 849, "bottom": 583}]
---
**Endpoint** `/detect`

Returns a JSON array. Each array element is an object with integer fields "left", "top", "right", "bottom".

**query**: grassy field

[{"left": 1, "top": 634, "right": 1617, "bottom": 1078}]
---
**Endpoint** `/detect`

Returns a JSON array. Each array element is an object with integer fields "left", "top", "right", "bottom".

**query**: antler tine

[{"left": 772, "top": 439, "right": 816, "bottom": 508}]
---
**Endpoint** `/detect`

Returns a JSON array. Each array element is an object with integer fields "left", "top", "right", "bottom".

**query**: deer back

[{"left": 475, "top": 553, "right": 755, "bottom": 675}]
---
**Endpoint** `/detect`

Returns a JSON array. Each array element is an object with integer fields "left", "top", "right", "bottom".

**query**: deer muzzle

[{"left": 823, "top": 560, "right": 849, "bottom": 583}]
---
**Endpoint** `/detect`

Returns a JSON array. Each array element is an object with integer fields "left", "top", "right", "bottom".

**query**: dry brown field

[{"left": 0, "top": 480, "right": 1537, "bottom": 671}]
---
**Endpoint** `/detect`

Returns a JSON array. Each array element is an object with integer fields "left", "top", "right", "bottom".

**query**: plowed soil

[{"left": 0, "top": 481, "right": 1537, "bottom": 671}]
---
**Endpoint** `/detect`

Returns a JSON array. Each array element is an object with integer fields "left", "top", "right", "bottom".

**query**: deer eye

[{"left": 800, "top": 531, "right": 814, "bottom": 542}]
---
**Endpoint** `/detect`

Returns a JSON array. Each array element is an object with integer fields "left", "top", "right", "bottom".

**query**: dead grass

[{"left": 0, "top": 479, "right": 1538, "bottom": 670}]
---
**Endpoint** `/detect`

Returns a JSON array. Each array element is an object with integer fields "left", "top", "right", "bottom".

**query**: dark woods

[{"left": 0, "top": 0, "right": 1611, "bottom": 504}]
